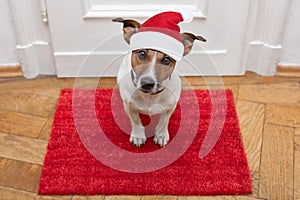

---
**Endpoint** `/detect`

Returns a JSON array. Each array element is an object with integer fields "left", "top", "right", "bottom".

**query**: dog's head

[{"left": 113, "top": 17, "right": 206, "bottom": 94}]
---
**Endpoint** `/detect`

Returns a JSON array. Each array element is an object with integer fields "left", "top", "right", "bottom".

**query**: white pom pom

[{"left": 176, "top": 7, "right": 193, "bottom": 23}]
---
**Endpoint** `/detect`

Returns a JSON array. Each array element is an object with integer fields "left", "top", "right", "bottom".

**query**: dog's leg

[
  {"left": 124, "top": 103, "right": 146, "bottom": 147},
  {"left": 154, "top": 106, "right": 176, "bottom": 147}
]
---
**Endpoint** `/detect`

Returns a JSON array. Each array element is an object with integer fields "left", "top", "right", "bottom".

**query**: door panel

[{"left": 46, "top": 0, "right": 250, "bottom": 77}]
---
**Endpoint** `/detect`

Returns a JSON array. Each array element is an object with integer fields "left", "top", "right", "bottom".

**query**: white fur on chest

[{"left": 117, "top": 53, "right": 181, "bottom": 116}]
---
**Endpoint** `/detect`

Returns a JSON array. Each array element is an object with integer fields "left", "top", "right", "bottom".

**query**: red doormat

[{"left": 38, "top": 89, "right": 252, "bottom": 195}]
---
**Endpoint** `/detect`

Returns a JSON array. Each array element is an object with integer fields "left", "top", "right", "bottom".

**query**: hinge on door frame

[{"left": 39, "top": 0, "right": 48, "bottom": 23}]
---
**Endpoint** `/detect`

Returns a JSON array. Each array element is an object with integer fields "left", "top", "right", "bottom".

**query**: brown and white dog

[{"left": 113, "top": 12, "right": 206, "bottom": 147}]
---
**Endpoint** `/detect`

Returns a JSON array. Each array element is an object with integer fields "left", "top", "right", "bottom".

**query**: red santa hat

[{"left": 130, "top": 10, "right": 193, "bottom": 61}]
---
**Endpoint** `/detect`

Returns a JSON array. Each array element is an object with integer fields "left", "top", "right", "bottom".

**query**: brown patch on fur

[{"left": 131, "top": 49, "right": 176, "bottom": 82}]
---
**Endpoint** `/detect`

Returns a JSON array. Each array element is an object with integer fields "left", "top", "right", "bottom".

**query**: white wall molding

[
  {"left": 243, "top": 0, "right": 292, "bottom": 76},
  {"left": 83, "top": 0, "right": 207, "bottom": 19},
  {"left": 8, "top": 0, "right": 55, "bottom": 78}
]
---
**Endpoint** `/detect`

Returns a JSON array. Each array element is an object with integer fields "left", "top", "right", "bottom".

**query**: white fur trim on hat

[{"left": 130, "top": 32, "right": 184, "bottom": 61}]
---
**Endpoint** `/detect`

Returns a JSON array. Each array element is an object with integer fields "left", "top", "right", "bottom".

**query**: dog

[{"left": 113, "top": 13, "right": 206, "bottom": 147}]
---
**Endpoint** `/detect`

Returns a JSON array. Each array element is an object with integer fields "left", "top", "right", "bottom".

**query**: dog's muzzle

[
  {"left": 140, "top": 77, "right": 155, "bottom": 93},
  {"left": 131, "top": 69, "right": 166, "bottom": 95}
]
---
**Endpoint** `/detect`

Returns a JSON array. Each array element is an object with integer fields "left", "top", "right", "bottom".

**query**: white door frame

[
  {"left": 8, "top": 0, "right": 56, "bottom": 79},
  {"left": 9, "top": 0, "right": 291, "bottom": 78}
]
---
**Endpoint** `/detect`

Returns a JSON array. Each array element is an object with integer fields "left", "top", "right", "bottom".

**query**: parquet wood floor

[{"left": 0, "top": 72, "right": 299, "bottom": 200}]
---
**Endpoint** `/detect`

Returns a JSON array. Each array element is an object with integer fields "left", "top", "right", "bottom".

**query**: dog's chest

[{"left": 129, "top": 92, "right": 171, "bottom": 115}]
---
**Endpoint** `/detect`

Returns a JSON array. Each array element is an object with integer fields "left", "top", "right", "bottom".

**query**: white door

[{"left": 45, "top": 0, "right": 251, "bottom": 77}]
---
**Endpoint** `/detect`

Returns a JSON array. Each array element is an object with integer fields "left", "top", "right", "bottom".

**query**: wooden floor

[{"left": 0, "top": 72, "right": 299, "bottom": 200}]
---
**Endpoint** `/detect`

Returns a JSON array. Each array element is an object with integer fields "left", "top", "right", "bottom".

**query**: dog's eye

[
  {"left": 137, "top": 50, "right": 147, "bottom": 60},
  {"left": 161, "top": 57, "right": 172, "bottom": 65}
]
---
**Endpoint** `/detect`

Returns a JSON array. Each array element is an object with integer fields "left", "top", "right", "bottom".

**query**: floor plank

[
  {"left": 104, "top": 196, "right": 141, "bottom": 200},
  {"left": 140, "top": 196, "right": 161, "bottom": 200},
  {"left": 72, "top": 195, "right": 105, "bottom": 200},
  {"left": 238, "top": 82, "right": 300, "bottom": 106},
  {"left": 259, "top": 124, "right": 294, "bottom": 200},
  {"left": 266, "top": 104, "right": 300, "bottom": 127},
  {"left": 0, "top": 185, "right": 70, "bottom": 200},
  {"left": 0, "top": 89, "right": 58, "bottom": 117},
  {"left": 38, "top": 108, "right": 56, "bottom": 140},
  {"left": 161, "top": 196, "right": 178, "bottom": 200},
  {"left": 0, "top": 110, "right": 47, "bottom": 138},
  {"left": 236, "top": 101, "right": 264, "bottom": 172},
  {"left": 170, "top": 196, "right": 260, "bottom": 200},
  {"left": 250, "top": 172, "right": 260, "bottom": 198},
  {"left": 0, "top": 132, "right": 48, "bottom": 165},
  {"left": 223, "top": 197, "right": 260, "bottom": 200},
  {"left": 182, "top": 83, "right": 239, "bottom": 103},
  {"left": 295, "top": 128, "right": 300, "bottom": 200},
  {"left": 177, "top": 196, "right": 225, "bottom": 200},
  {"left": 0, "top": 77, "right": 75, "bottom": 91},
  {"left": 0, "top": 158, "right": 42, "bottom": 192}
]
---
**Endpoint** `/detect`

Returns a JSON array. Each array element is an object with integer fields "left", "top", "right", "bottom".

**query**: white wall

[
  {"left": 0, "top": 0, "right": 19, "bottom": 67},
  {"left": 1, "top": 0, "right": 299, "bottom": 72},
  {"left": 279, "top": 0, "right": 300, "bottom": 67}
]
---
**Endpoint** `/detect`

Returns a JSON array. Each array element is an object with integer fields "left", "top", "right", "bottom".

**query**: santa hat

[{"left": 130, "top": 10, "right": 193, "bottom": 61}]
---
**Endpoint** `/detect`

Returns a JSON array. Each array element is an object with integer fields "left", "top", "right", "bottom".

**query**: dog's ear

[
  {"left": 112, "top": 18, "right": 141, "bottom": 44},
  {"left": 181, "top": 32, "right": 206, "bottom": 56}
]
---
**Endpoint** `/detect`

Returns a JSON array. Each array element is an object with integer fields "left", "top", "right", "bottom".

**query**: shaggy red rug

[{"left": 38, "top": 89, "right": 252, "bottom": 195}]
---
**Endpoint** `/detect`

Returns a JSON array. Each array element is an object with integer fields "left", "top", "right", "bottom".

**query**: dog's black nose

[{"left": 140, "top": 77, "right": 155, "bottom": 91}]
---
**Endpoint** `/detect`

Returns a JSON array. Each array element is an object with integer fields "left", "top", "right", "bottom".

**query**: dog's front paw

[
  {"left": 154, "top": 131, "right": 169, "bottom": 147},
  {"left": 130, "top": 125, "right": 146, "bottom": 147},
  {"left": 130, "top": 135, "right": 146, "bottom": 147}
]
